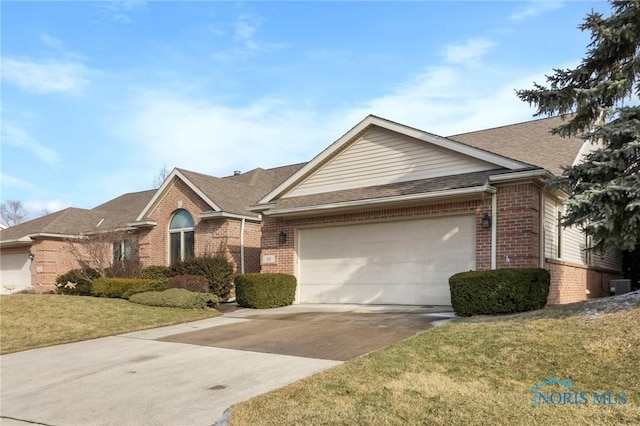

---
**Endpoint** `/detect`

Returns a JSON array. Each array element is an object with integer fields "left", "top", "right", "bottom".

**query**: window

[
  {"left": 169, "top": 210, "right": 194, "bottom": 264},
  {"left": 557, "top": 211, "right": 563, "bottom": 259},
  {"left": 113, "top": 239, "right": 132, "bottom": 262}
]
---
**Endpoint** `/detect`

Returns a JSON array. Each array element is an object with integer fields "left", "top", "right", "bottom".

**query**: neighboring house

[
  {"left": 0, "top": 164, "right": 303, "bottom": 294},
  {"left": 251, "top": 115, "right": 622, "bottom": 305}
]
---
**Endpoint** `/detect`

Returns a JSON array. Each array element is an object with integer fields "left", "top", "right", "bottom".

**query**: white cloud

[
  {"left": 23, "top": 199, "right": 70, "bottom": 217},
  {"left": 1, "top": 57, "right": 90, "bottom": 94},
  {"left": 1, "top": 121, "right": 61, "bottom": 166},
  {"left": 509, "top": 0, "right": 564, "bottom": 21},
  {"left": 125, "top": 92, "right": 334, "bottom": 177},
  {"left": 97, "top": 0, "right": 147, "bottom": 24},
  {"left": 0, "top": 173, "right": 36, "bottom": 192},
  {"left": 234, "top": 15, "right": 259, "bottom": 51},
  {"left": 443, "top": 38, "right": 495, "bottom": 64}
]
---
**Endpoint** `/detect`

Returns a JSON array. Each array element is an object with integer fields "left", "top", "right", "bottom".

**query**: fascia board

[
  {"left": 198, "top": 211, "right": 261, "bottom": 222},
  {"left": 264, "top": 185, "right": 495, "bottom": 217},
  {"left": 135, "top": 169, "right": 222, "bottom": 221},
  {"left": 256, "top": 116, "right": 376, "bottom": 205},
  {"left": 257, "top": 115, "right": 531, "bottom": 205}
]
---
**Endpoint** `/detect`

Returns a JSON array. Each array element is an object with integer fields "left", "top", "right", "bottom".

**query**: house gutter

[
  {"left": 240, "top": 218, "right": 246, "bottom": 274},
  {"left": 199, "top": 211, "right": 261, "bottom": 222},
  {"left": 491, "top": 192, "right": 497, "bottom": 270},
  {"left": 263, "top": 185, "right": 496, "bottom": 217},
  {"left": 488, "top": 168, "right": 550, "bottom": 183}
]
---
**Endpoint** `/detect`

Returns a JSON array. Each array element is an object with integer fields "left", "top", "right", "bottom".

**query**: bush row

[
  {"left": 92, "top": 278, "right": 167, "bottom": 299},
  {"left": 234, "top": 273, "right": 296, "bottom": 309},
  {"left": 129, "top": 288, "right": 218, "bottom": 309},
  {"left": 449, "top": 268, "right": 550, "bottom": 317}
]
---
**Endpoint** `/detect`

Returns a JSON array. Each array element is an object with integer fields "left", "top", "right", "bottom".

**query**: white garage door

[
  {"left": 298, "top": 215, "right": 475, "bottom": 305},
  {"left": 1, "top": 252, "right": 32, "bottom": 294}
]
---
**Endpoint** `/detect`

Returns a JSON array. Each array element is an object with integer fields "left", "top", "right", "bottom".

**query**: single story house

[
  {"left": 0, "top": 164, "right": 302, "bottom": 294},
  {"left": 251, "top": 115, "right": 622, "bottom": 305},
  {"left": 1, "top": 115, "right": 623, "bottom": 304}
]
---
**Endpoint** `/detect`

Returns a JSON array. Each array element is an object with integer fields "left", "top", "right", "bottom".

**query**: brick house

[
  {"left": 0, "top": 165, "right": 302, "bottom": 294},
  {"left": 251, "top": 115, "right": 622, "bottom": 305},
  {"left": 1, "top": 115, "right": 623, "bottom": 303}
]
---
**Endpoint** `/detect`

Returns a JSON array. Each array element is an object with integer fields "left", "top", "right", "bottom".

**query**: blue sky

[{"left": 1, "top": 0, "right": 610, "bottom": 222}]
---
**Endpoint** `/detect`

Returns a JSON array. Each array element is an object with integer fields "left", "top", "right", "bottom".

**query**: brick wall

[
  {"left": 30, "top": 239, "right": 86, "bottom": 292},
  {"left": 546, "top": 258, "right": 623, "bottom": 304},
  {"left": 138, "top": 179, "right": 262, "bottom": 272},
  {"left": 495, "top": 182, "right": 541, "bottom": 269}
]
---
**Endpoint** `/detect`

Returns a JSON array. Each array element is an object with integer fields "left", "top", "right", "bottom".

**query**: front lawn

[
  {"left": 0, "top": 294, "right": 219, "bottom": 354},
  {"left": 230, "top": 293, "right": 640, "bottom": 425}
]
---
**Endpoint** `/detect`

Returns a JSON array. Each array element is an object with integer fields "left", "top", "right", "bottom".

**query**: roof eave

[
  {"left": 263, "top": 185, "right": 496, "bottom": 218},
  {"left": 127, "top": 220, "right": 157, "bottom": 229},
  {"left": 0, "top": 237, "right": 34, "bottom": 248},
  {"left": 256, "top": 115, "right": 531, "bottom": 205},
  {"left": 134, "top": 169, "right": 222, "bottom": 222},
  {"left": 198, "top": 211, "right": 261, "bottom": 222}
]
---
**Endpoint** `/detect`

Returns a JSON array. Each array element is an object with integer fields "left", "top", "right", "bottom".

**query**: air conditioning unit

[{"left": 609, "top": 279, "right": 632, "bottom": 295}]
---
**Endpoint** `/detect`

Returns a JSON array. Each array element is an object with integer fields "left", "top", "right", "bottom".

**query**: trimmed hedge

[
  {"left": 141, "top": 265, "right": 172, "bottom": 279},
  {"left": 234, "top": 273, "right": 296, "bottom": 309},
  {"left": 92, "top": 278, "right": 166, "bottom": 299},
  {"left": 129, "top": 288, "right": 218, "bottom": 309},
  {"left": 55, "top": 268, "right": 100, "bottom": 296},
  {"left": 449, "top": 268, "right": 551, "bottom": 317},
  {"left": 168, "top": 275, "right": 210, "bottom": 293},
  {"left": 170, "top": 255, "right": 234, "bottom": 300}
]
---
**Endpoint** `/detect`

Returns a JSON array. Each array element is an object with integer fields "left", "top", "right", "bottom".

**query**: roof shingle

[{"left": 448, "top": 115, "right": 583, "bottom": 176}]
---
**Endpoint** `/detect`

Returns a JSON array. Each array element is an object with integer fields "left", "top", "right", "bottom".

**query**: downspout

[
  {"left": 540, "top": 191, "right": 545, "bottom": 268},
  {"left": 240, "top": 218, "right": 245, "bottom": 274},
  {"left": 491, "top": 192, "right": 497, "bottom": 270}
]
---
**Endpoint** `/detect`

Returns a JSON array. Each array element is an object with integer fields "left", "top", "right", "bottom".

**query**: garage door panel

[
  {"left": 1, "top": 252, "right": 32, "bottom": 294},
  {"left": 301, "top": 283, "right": 452, "bottom": 305},
  {"left": 298, "top": 216, "right": 475, "bottom": 305}
]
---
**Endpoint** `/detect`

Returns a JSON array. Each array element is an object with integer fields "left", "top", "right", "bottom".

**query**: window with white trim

[
  {"left": 169, "top": 210, "right": 194, "bottom": 264},
  {"left": 113, "top": 239, "right": 132, "bottom": 262}
]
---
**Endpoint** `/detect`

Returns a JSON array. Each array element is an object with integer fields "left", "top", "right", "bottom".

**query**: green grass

[
  {"left": 0, "top": 294, "right": 219, "bottom": 354},
  {"left": 230, "top": 296, "right": 640, "bottom": 426}
]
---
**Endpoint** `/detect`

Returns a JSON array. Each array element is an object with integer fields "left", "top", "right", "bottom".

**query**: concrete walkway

[{"left": 0, "top": 304, "right": 453, "bottom": 426}]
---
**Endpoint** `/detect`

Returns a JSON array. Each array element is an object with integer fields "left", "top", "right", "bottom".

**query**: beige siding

[
  {"left": 591, "top": 249, "right": 623, "bottom": 271},
  {"left": 285, "top": 127, "right": 496, "bottom": 198},
  {"left": 562, "top": 225, "right": 586, "bottom": 264},
  {"left": 544, "top": 195, "right": 558, "bottom": 259}
]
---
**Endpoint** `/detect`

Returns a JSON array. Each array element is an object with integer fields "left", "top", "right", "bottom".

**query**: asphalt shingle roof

[
  {"left": 448, "top": 115, "right": 583, "bottom": 176},
  {"left": 177, "top": 163, "right": 305, "bottom": 218},
  {"left": 0, "top": 190, "right": 156, "bottom": 242}
]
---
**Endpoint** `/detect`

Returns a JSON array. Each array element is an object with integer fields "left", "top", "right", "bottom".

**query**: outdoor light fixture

[
  {"left": 28, "top": 253, "right": 35, "bottom": 260},
  {"left": 482, "top": 213, "right": 492, "bottom": 228},
  {"left": 279, "top": 230, "right": 287, "bottom": 244}
]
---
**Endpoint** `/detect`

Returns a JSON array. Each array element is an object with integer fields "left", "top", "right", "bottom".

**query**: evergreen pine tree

[{"left": 516, "top": 0, "right": 639, "bottom": 285}]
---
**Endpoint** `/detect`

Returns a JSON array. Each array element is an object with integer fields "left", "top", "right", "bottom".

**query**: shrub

[
  {"left": 55, "top": 268, "right": 101, "bottom": 296},
  {"left": 449, "top": 268, "right": 551, "bottom": 317},
  {"left": 141, "top": 265, "right": 172, "bottom": 280},
  {"left": 168, "top": 275, "right": 210, "bottom": 293},
  {"left": 122, "top": 278, "right": 167, "bottom": 299},
  {"left": 129, "top": 288, "right": 218, "bottom": 309},
  {"left": 170, "top": 255, "right": 234, "bottom": 300},
  {"left": 91, "top": 278, "right": 166, "bottom": 299},
  {"left": 234, "top": 273, "right": 296, "bottom": 309}
]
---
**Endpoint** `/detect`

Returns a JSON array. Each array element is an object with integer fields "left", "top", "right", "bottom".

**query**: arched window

[{"left": 169, "top": 210, "right": 194, "bottom": 264}]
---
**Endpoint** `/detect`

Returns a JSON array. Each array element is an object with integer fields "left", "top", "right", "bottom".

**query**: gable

[
  {"left": 285, "top": 127, "right": 499, "bottom": 198},
  {"left": 145, "top": 177, "right": 215, "bottom": 221}
]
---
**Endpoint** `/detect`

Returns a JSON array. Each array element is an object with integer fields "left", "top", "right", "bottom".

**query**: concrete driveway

[{"left": 0, "top": 304, "right": 452, "bottom": 426}]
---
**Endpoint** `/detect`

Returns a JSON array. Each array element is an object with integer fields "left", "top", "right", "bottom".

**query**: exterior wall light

[
  {"left": 482, "top": 213, "right": 492, "bottom": 228},
  {"left": 279, "top": 230, "right": 287, "bottom": 244},
  {"left": 28, "top": 253, "right": 35, "bottom": 260}
]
